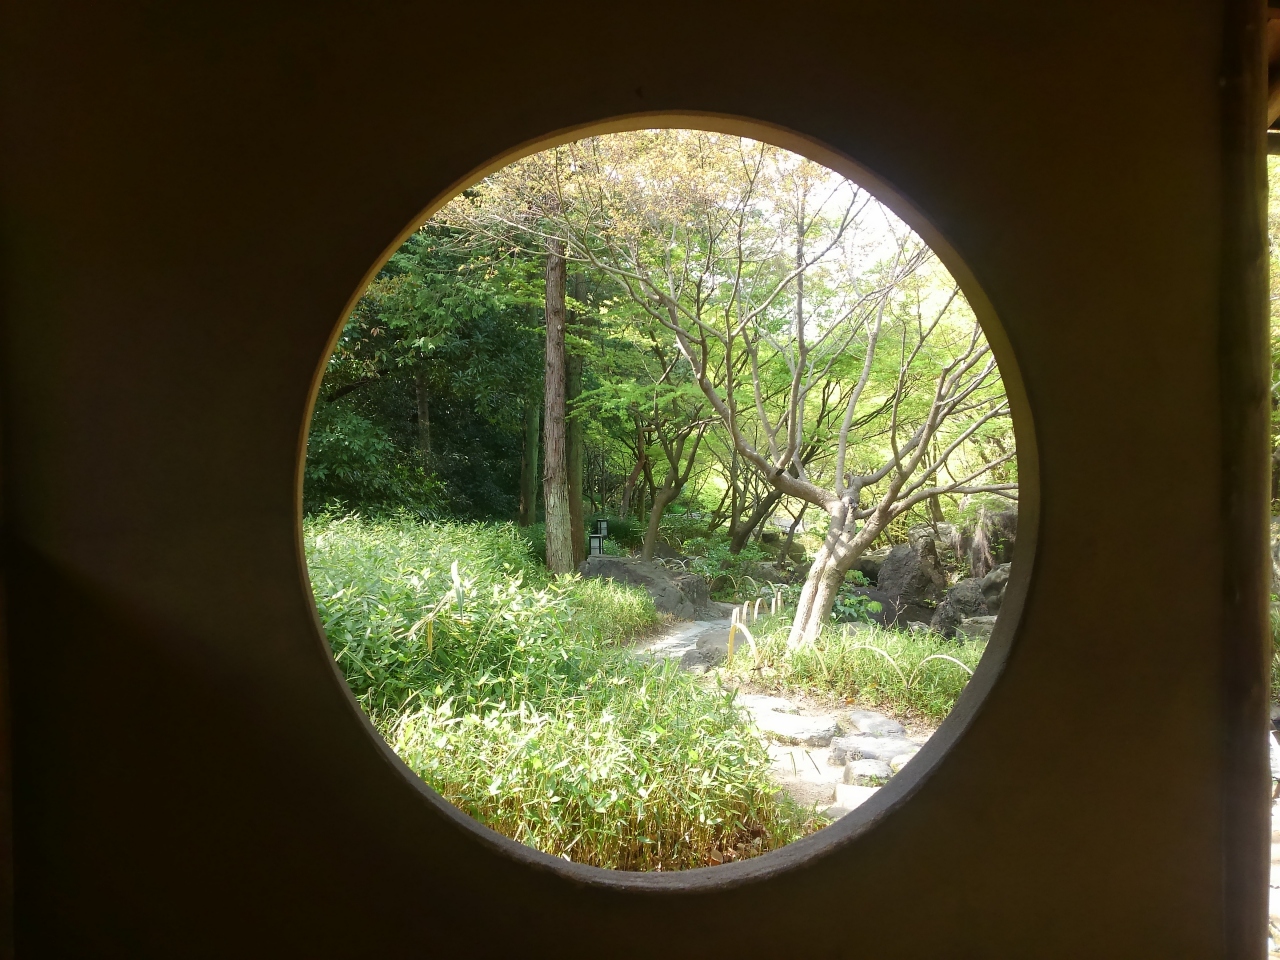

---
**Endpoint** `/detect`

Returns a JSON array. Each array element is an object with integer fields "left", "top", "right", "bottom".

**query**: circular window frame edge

[{"left": 293, "top": 108, "right": 1041, "bottom": 891}]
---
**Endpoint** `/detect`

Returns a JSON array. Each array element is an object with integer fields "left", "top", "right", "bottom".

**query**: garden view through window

[{"left": 304, "top": 130, "right": 1019, "bottom": 871}]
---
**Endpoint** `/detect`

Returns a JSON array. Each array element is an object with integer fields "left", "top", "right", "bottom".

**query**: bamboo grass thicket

[{"left": 304, "top": 514, "right": 819, "bottom": 870}]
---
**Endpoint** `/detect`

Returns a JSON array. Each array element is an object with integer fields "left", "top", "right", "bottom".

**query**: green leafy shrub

[
  {"left": 305, "top": 515, "right": 818, "bottom": 869},
  {"left": 304, "top": 406, "right": 445, "bottom": 516},
  {"left": 830, "top": 573, "right": 883, "bottom": 623},
  {"left": 521, "top": 521, "right": 547, "bottom": 566},
  {"left": 392, "top": 660, "right": 817, "bottom": 870}
]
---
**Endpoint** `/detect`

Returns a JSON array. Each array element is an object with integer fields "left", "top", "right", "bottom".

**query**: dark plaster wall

[{"left": 0, "top": 1, "right": 1270, "bottom": 956}]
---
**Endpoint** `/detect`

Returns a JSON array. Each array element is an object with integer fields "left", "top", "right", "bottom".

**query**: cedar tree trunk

[{"left": 541, "top": 238, "right": 575, "bottom": 573}]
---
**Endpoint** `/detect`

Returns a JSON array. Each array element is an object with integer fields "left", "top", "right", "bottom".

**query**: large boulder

[
  {"left": 759, "top": 530, "right": 805, "bottom": 564},
  {"left": 747, "top": 561, "right": 788, "bottom": 584},
  {"left": 928, "top": 600, "right": 963, "bottom": 639},
  {"left": 853, "top": 546, "right": 892, "bottom": 584},
  {"left": 957, "top": 506, "right": 1017, "bottom": 579},
  {"left": 908, "top": 522, "right": 959, "bottom": 571},
  {"left": 981, "top": 563, "right": 1011, "bottom": 615},
  {"left": 946, "top": 578, "right": 989, "bottom": 617},
  {"left": 929, "top": 577, "right": 989, "bottom": 639},
  {"left": 650, "top": 542, "right": 684, "bottom": 561},
  {"left": 578, "top": 555, "right": 713, "bottom": 620},
  {"left": 876, "top": 536, "right": 948, "bottom": 625}
]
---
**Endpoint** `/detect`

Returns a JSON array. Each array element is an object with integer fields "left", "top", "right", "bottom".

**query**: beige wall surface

[{"left": 0, "top": 1, "right": 1271, "bottom": 956}]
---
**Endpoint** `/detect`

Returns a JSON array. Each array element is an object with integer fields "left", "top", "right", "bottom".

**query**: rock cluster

[
  {"left": 578, "top": 555, "right": 719, "bottom": 620},
  {"left": 876, "top": 532, "right": 948, "bottom": 625},
  {"left": 852, "top": 509, "right": 1017, "bottom": 636}
]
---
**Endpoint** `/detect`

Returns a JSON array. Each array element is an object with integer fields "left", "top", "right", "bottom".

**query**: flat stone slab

[
  {"left": 843, "top": 709, "right": 906, "bottom": 737},
  {"left": 736, "top": 694, "right": 800, "bottom": 715},
  {"left": 844, "top": 758, "right": 893, "bottom": 783},
  {"left": 768, "top": 745, "right": 840, "bottom": 809},
  {"left": 750, "top": 711, "right": 841, "bottom": 746},
  {"left": 830, "top": 735, "right": 921, "bottom": 763},
  {"left": 825, "top": 783, "right": 880, "bottom": 819}
]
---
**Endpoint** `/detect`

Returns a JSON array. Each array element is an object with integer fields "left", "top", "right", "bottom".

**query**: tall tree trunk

[
  {"left": 542, "top": 238, "right": 575, "bottom": 574},
  {"left": 566, "top": 274, "right": 588, "bottom": 566},
  {"left": 788, "top": 503, "right": 862, "bottom": 646},
  {"left": 518, "top": 395, "right": 541, "bottom": 526},
  {"left": 619, "top": 453, "right": 644, "bottom": 517},
  {"left": 729, "top": 488, "right": 784, "bottom": 553},
  {"left": 596, "top": 449, "right": 606, "bottom": 511},
  {"left": 641, "top": 485, "right": 678, "bottom": 560},
  {"left": 781, "top": 501, "right": 810, "bottom": 563},
  {"left": 639, "top": 462, "right": 655, "bottom": 523},
  {"left": 728, "top": 448, "right": 742, "bottom": 536},
  {"left": 414, "top": 367, "right": 431, "bottom": 468}
]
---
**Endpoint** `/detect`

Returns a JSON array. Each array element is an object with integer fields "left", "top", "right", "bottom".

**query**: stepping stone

[
  {"left": 830, "top": 734, "right": 921, "bottom": 763},
  {"left": 750, "top": 711, "right": 840, "bottom": 746},
  {"left": 768, "top": 745, "right": 841, "bottom": 808},
  {"left": 736, "top": 694, "right": 800, "bottom": 715},
  {"left": 844, "top": 758, "right": 892, "bottom": 784},
  {"left": 843, "top": 709, "right": 905, "bottom": 737},
  {"left": 824, "top": 783, "right": 880, "bottom": 820},
  {"left": 889, "top": 752, "right": 918, "bottom": 773}
]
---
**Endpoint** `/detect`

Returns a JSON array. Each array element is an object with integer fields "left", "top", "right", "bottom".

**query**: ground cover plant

[
  {"left": 722, "top": 616, "right": 985, "bottom": 722},
  {"left": 305, "top": 514, "right": 818, "bottom": 869}
]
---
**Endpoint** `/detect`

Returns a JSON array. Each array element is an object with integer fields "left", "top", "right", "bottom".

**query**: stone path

[
  {"left": 741, "top": 694, "right": 929, "bottom": 820},
  {"left": 636, "top": 618, "right": 931, "bottom": 820},
  {"left": 636, "top": 617, "right": 735, "bottom": 672}
]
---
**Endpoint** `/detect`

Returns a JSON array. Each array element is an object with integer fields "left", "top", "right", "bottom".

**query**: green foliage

[
  {"left": 304, "top": 405, "right": 444, "bottom": 515},
  {"left": 682, "top": 534, "right": 770, "bottom": 600},
  {"left": 305, "top": 515, "right": 818, "bottom": 869},
  {"left": 391, "top": 667, "right": 818, "bottom": 871},
  {"left": 658, "top": 511, "right": 714, "bottom": 549},
  {"left": 830, "top": 574, "right": 883, "bottom": 624},
  {"left": 308, "top": 226, "right": 547, "bottom": 518},
  {"left": 723, "top": 618, "right": 983, "bottom": 721},
  {"left": 590, "top": 513, "right": 644, "bottom": 550},
  {"left": 521, "top": 522, "right": 547, "bottom": 566}
]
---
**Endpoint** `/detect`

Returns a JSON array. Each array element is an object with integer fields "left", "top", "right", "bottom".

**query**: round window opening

[{"left": 304, "top": 129, "right": 1020, "bottom": 871}]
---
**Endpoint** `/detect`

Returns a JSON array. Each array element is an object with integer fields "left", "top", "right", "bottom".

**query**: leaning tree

[{"left": 456, "top": 131, "right": 1016, "bottom": 643}]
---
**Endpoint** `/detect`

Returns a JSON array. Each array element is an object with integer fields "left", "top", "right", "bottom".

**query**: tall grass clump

[
  {"left": 723, "top": 618, "right": 985, "bottom": 722},
  {"left": 305, "top": 514, "right": 816, "bottom": 869}
]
